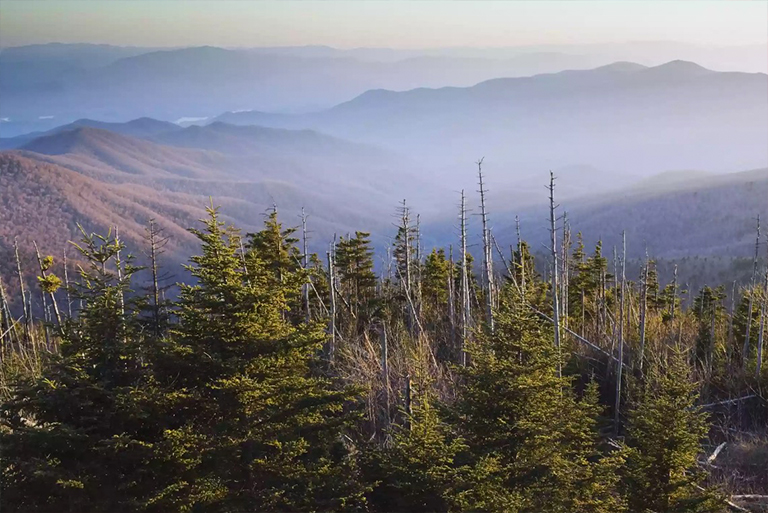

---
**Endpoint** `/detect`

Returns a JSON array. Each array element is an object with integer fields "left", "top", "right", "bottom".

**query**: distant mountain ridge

[
  {"left": 214, "top": 60, "right": 767, "bottom": 184},
  {"left": 498, "top": 167, "right": 768, "bottom": 261},
  {"left": 0, "top": 117, "right": 179, "bottom": 150},
  {"left": 3, "top": 41, "right": 765, "bottom": 137}
]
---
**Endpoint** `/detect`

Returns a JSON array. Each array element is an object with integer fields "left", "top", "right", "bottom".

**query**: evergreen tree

[
  {"left": 364, "top": 379, "right": 468, "bottom": 512},
  {"left": 455, "top": 283, "right": 625, "bottom": 512},
  {"left": 335, "top": 231, "right": 378, "bottom": 331},
  {"left": 624, "top": 349, "right": 723, "bottom": 512},
  {"left": 0, "top": 231, "right": 163, "bottom": 512},
  {"left": 246, "top": 209, "right": 305, "bottom": 324},
  {"left": 153, "top": 207, "right": 366, "bottom": 511}
]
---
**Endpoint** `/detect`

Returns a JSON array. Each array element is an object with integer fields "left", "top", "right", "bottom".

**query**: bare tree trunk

[
  {"left": 639, "top": 252, "right": 648, "bottom": 371},
  {"left": 548, "top": 171, "right": 561, "bottom": 375},
  {"left": 709, "top": 300, "right": 716, "bottom": 374},
  {"left": 380, "top": 323, "right": 390, "bottom": 430},
  {"left": 0, "top": 277, "right": 13, "bottom": 343},
  {"left": 448, "top": 245, "right": 456, "bottom": 350},
  {"left": 562, "top": 212, "right": 570, "bottom": 332},
  {"left": 757, "top": 235, "right": 768, "bottom": 379},
  {"left": 301, "top": 208, "right": 311, "bottom": 324},
  {"left": 63, "top": 248, "right": 73, "bottom": 318},
  {"left": 728, "top": 280, "right": 737, "bottom": 359},
  {"left": 147, "top": 220, "right": 163, "bottom": 336},
  {"left": 743, "top": 215, "right": 760, "bottom": 369},
  {"left": 516, "top": 215, "right": 526, "bottom": 292},
  {"left": 600, "top": 261, "right": 607, "bottom": 344},
  {"left": 114, "top": 226, "right": 125, "bottom": 321},
  {"left": 670, "top": 264, "right": 678, "bottom": 323},
  {"left": 416, "top": 213, "right": 422, "bottom": 302},
  {"left": 327, "top": 246, "right": 336, "bottom": 361},
  {"left": 477, "top": 159, "right": 494, "bottom": 331},
  {"left": 14, "top": 237, "right": 30, "bottom": 339},
  {"left": 614, "top": 231, "right": 626, "bottom": 436},
  {"left": 33, "top": 241, "right": 62, "bottom": 331},
  {"left": 460, "top": 190, "right": 470, "bottom": 366},
  {"left": 399, "top": 200, "right": 417, "bottom": 336}
]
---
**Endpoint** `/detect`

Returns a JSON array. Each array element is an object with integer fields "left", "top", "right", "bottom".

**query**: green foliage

[
  {"left": 37, "top": 273, "right": 62, "bottom": 294},
  {"left": 624, "top": 350, "right": 723, "bottom": 512},
  {"left": 1, "top": 231, "right": 160, "bottom": 512},
  {"left": 335, "top": 231, "right": 378, "bottom": 331},
  {"left": 455, "top": 283, "right": 626, "bottom": 512},
  {"left": 365, "top": 381, "right": 469, "bottom": 512},
  {"left": 152, "top": 206, "right": 367, "bottom": 511},
  {"left": 2, "top": 205, "right": 737, "bottom": 512}
]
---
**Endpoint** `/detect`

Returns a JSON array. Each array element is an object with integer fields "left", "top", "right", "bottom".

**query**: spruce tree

[
  {"left": 624, "top": 349, "right": 723, "bottom": 512},
  {"left": 1, "top": 231, "right": 162, "bottom": 512},
  {"left": 364, "top": 378, "right": 467, "bottom": 512},
  {"left": 455, "top": 283, "right": 625, "bottom": 512},
  {"left": 153, "top": 207, "right": 366, "bottom": 511}
]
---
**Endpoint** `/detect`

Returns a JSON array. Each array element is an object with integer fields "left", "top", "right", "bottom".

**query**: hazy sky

[{"left": 1, "top": 0, "right": 767, "bottom": 49}]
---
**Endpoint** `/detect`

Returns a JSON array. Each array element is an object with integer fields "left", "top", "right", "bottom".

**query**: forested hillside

[
  {"left": 215, "top": 62, "right": 768, "bottom": 178},
  {"left": 1, "top": 190, "right": 767, "bottom": 511}
]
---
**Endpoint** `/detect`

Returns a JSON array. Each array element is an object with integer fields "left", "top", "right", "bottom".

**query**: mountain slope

[
  {"left": 500, "top": 167, "right": 768, "bottom": 260},
  {"left": 0, "top": 117, "right": 179, "bottom": 150},
  {"left": 216, "top": 61, "right": 768, "bottom": 185},
  {"left": 0, "top": 123, "right": 434, "bottom": 274},
  {"left": 17, "top": 126, "right": 238, "bottom": 179}
]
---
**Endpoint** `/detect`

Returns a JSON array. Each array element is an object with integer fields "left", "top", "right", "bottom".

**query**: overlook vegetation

[
  {"left": 1, "top": 172, "right": 767, "bottom": 511},
  {"left": 0, "top": 44, "right": 767, "bottom": 513}
]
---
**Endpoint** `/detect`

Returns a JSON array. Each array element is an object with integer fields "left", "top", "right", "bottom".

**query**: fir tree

[
  {"left": 1, "top": 230, "right": 162, "bottom": 512},
  {"left": 455, "top": 283, "right": 625, "bottom": 512},
  {"left": 153, "top": 207, "right": 367, "bottom": 511},
  {"left": 624, "top": 349, "right": 723, "bottom": 512}
]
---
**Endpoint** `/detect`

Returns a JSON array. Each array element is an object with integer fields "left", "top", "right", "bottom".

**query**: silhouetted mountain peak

[
  {"left": 641, "top": 60, "right": 714, "bottom": 78},
  {"left": 593, "top": 61, "right": 648, "bottom": 73},
  {"left": 20, "top": 126, "right": 134, "bottom": 155}
]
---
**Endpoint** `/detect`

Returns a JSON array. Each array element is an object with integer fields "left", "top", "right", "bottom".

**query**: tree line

[{"left": 1, "top": 171, "right": 767, "bottom": 512}]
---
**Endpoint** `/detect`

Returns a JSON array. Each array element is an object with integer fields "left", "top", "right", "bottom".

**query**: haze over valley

[
  {"left": 1, "top": 40, "right": 766, "bottom": 270},
  {"left": 4, "top": 3, "right": 768, "bottom": 511}
]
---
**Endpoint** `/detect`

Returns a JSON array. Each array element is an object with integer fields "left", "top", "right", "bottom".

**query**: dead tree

[
  {"left": 301, "top": 208, "right": 311, "bottom": 324},
  {"left": 477, "top": 158, "right": 494, "bottom": 331},
  {"left": 0, "top": 276, "right": 13, "bottom": 343},
  {"left": 547, "top": 171, "right": 561, "bottom": 372},
  {"left": 561, "top": 211, "right": 570, "bottom": 332},
  {"left": 114, "top": 226, "right": 126, "bottom": 322},
  {"left": 448, "top": 244, "right": 456, "bottom": 349},
  {"left": 757, "top": 234, "right": 768, "bottom": 379},
  {"left": 33, "top": 241, "right": 62, "bottom": 329},
  {"left": 728, "top": 280, "right": 737, "bottom": 353},
  {"left": 460, "top": 190, "right": 471, "bottom": 366},
  {"left": 63, "top": 248, "right": 73, "bottom": 318},
  {"left": 327, "top": 244, "right": 336, "bottom": 361},
  {"left": 638, "top": 250, "right": 649, "bottom": 371},
  {"left": 380, "top": 323, "right": 390, "bottom": 429},
  {"left": 614, "top": 231, "right": 626, "bottom": 436},
  {"left": 743, "top": 215, "right": 760, "bottom": 368},
  {"left": 670, "top": 264, "right": 678, "bottom": 323},
  {"left": 14, "top": 237, "right": 29, "bottom": 338},
  {"left": 145, "top": 219, "right": 169, "bottom": 336},
  {"left": 416, "top": 213, "right": 422, "bottom": 304},
  {"left": 515, "top": 215, "right": 526, "bottom": 291},
  {"left": 397, "top": 200, "right": 418, "bottom": 335}
]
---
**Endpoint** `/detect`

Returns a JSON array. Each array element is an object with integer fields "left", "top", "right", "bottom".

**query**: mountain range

[
  {"left": 2, "top": 119, "right": 765, "bottom": 275},
  {"left": 213, "top": 60, "right": 768, "bottom": 188},
  {"left": 2, "top": 42, "right": 766, "bottom": 137},
  {"left": 1, "top": 56, "right": 766, "bottom": 285},
  {"left": 0, "top": 121, "right": 435, "bottom": 281}
]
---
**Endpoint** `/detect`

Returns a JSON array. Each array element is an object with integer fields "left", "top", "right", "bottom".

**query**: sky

[{"left": 1, "top": 0, "right": 767, "bottom": 49}]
